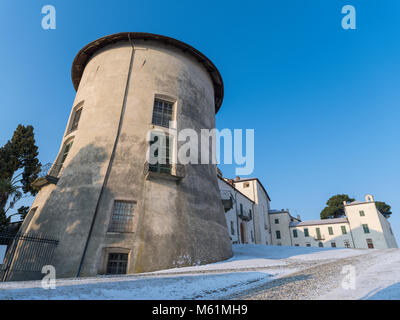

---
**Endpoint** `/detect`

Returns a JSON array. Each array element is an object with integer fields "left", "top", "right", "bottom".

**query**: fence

[{"left": 0, "top": 231, "right": 59, "bottom": 282}]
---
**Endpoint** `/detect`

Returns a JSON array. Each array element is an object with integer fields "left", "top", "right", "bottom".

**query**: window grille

[
  {"left": 106, "top": 253, "right": 128, "bottom": 275},
  {"left": 108, "top": 201, "right": 135, "bottom": 233},
  {"left": 152, "top": 99, "right": 173, "bottom": 128}
]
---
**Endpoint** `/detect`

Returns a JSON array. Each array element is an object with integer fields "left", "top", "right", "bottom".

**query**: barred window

[
  {"left": 108, "top": 201, "right": 135, "bottom": 233},
  {"left": 106, "top": 253, "right": 128, "bottom": 275},
  {"left": 152, "top": 99, "right": 173, "bottom": 128}
]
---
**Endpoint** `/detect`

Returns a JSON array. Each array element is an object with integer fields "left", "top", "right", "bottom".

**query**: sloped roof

[{"left": 289, "top": 217, "right": 348, "bottom": 227}]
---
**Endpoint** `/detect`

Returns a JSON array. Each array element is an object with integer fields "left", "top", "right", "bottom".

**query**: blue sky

[{"left": 1, "top": 1, "right": 399, "bottom": 242}]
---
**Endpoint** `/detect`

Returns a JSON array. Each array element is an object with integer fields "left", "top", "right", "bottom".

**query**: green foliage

[
  {"left": 320, "top": 194, "right": 355, "bottom": 219},
  {"left": 0, "top": 125, "right": 41, "bottom": 230},
  {"left": 375, "top": 201, "right": 392, "bottom": 218}
]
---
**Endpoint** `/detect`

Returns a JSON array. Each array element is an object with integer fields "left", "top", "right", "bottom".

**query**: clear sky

[{"left": 1, "top": 1, "right": 399, "bottom": 242}]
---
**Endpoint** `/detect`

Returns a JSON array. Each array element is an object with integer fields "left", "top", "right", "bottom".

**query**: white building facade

[
  {"left": 271, "top": 195, "right": 397, "bottom": 249},
  {"left": 218, "top": 176, "right": 256, "bottom": 244},
  {"left": 217, "top": 171, "right": 398, "bottom": 250}
]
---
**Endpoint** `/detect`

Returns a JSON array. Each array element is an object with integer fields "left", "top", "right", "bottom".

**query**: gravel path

[{"left": 228, "top": 254, "right": 369, "bottom": 300}]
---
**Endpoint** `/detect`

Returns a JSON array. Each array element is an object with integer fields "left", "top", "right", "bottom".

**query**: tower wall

[{"left": 12, "top": 34, "right": 232, "bottom": 280}]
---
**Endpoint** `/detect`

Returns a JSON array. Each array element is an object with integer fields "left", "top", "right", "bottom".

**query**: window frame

[
  {"left": 106, "top": 252, "right": 129, "bottom": 275},
  {"left": 293, "top": 229, "right": 298, "bottom": 238},
  {"left": 151, "top": 97, "right": 175, "bottom": 128},
  {"left": 66, "top": 101, "right": 84, "bottom": 135},
  {"left": 148, "top": 132, "right": 172, "bottom": 174},
  {"left": 362, "top": 224, "right": 370, "bottom": 234},
  {"left": 341, "top": 225, "right": 347, "bottom": 235},
  {"left": 276, "top": 230, "right": 281, "bottom": 239},
  {"left": 328, "top": 226, "right": 334, "bottom": 235},
  {"left": 107, "top": 200, "right": 136, "bottom": 233}
]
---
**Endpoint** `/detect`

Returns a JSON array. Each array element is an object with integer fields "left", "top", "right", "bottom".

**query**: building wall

[
  {"left": 218, "top": 179, "right": 255, "bottom": 244},
  {"left": 12, "top": 37, "right": 233, "bottom": 280},
  {"left": 269, "top": 212, "right": 292, "bottom": 246},
  {"left": 345, "top": 200, "right": 398, "bottom": 249},
  {"left": 234, "top": 180, "right": 270, "bottom": 245},
  {"left": 290, "top": 222, "right": 354, "bottom": 248}
]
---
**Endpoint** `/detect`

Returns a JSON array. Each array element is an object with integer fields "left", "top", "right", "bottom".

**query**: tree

[
  {"left": 320, "top": 194, "right": 355, "bottom": 219},
  {"left": 375, "top": 201, "right": 392, "bottom": 219},
  {"left": 0, "top": 125, "right": 41, "bottom": 230}
]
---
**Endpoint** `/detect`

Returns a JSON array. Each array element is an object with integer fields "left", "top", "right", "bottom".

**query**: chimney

[
  {"left": 297, "top": 215, "right": 301, "bottom": 220},
  {"left": 235, "top": 176, "right": 240, "bottom": 181}
]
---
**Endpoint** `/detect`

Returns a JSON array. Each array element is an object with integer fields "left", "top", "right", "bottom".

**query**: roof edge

[{"left": 71, "top": 32, "right": 224, "bottom": 113}]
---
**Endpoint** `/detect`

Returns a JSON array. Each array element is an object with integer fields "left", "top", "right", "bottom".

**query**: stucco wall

[{"left": 12, "top": 37, "right": 232, "bottom": 280}]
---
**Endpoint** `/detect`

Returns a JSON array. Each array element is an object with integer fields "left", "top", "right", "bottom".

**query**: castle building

[
  {"left": 8, "top": 32, "right": 233, "bottom": 281},
  {"left": 218, "top": 175, "right": 272, "bottom": 245},
  {"left": 270, "top": 195, "right": 398, "bottom": 249},
  {"left": 217, "top": 175, "right": 397, "bottom": 250}
]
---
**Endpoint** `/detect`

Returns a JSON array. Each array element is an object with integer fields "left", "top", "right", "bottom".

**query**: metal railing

[{"left": 0, "top": 232, "right": 59, "bottom": 282}]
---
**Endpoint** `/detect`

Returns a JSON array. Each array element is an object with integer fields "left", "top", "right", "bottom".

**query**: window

[
  {"left": 293, "top": 229, "right": 298, "bottom": 238},
  {"left": 249, "top": 209, "right": 252, "bottom": 219},
  {"left": 331, "top": 242, "right": 336, "bottom": 248},
  {"left": 240, "top": 204, "right": 243, "bottom": 215},
  {"left": 60, "top": 140, "right": 73, "bottom": 166},
  {"left": 152, "top": 98, "right": 174, "bottom": 128},
  {"left": 51, "top": 139, "right": 74, "bottom": 177},
  {"left": 366, "top": 238, "right": 374, "bottom": 249},
  {"left": 108, "top": 200, "right": 135, "bottom": 233},
  {"left": 316, "top": 228, "right": 322, "bottom": 239},
  {"left": 341, "top": 226, "right": 347, "bottom": 235},
  {"left": 318, "top": 242, "right": 324, "bottom": 247},
  {"left": 328, "top": 226, "right": 334, "bottom": 235},
  {"left": 306, "top": 243, "right": 311, "bottom": 247},
  {"left": 276, "top": 230, "right": 281, "bottom": 239},
  {"left": 70, "top": 107, "right": 82, "bottom": 132},
  {"left": 244, "top": 182, "right": 250, "bottom": 188},
  {"left": 295, "top": 244, "right": 299, "bottom": 246},
  {"left": 304, "top": 228, "right": 309, "bottom": 237},
  {"left": 251, "top": 231, "right": 254, "bottom": 242},
  {"left": 149, "top": 133, "right": 171, "bottom": 174},
  {"left": 362, "top": 224, "right": 370, "bottom": 234},
  {"left": 230, "top": 221, "right": 235, "bottom": 235},
  {"left": 344, "top": 240, "right": 350, "bottom": 248},
  {"left": 106, "top": 253, "right": 128, "bottom": 275},
  {"left": 275, "top": 218, "right": 279, "bottom": 224},
  {"left": 359, "top": 210, "right": 365, "bottom": 217}
]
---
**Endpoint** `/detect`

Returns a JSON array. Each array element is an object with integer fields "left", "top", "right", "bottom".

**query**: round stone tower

[{"left": 14, "top": 32, "right": 232, "bottom": 280}]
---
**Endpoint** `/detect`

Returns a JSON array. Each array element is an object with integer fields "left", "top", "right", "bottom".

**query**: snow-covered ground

[{"left": 0, "top": 245, "right": 398, "bottom": 300}]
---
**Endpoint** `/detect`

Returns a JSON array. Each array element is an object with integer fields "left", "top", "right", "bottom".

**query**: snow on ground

[
  {"left": 0, "top": 245, "right": 397, "bottom": 300},
  {"left": 320, "top": 248, "right": 400, "bottom": 300}
]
